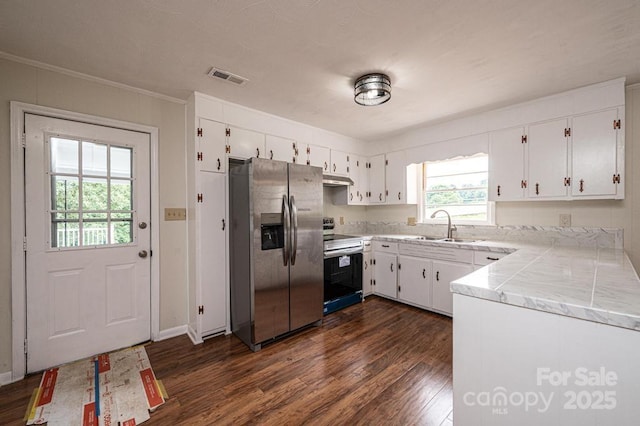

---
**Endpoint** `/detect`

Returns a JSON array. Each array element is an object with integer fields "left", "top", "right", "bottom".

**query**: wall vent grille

[{"left": 207, "top": 67, "right": 248, "bottom": 85}]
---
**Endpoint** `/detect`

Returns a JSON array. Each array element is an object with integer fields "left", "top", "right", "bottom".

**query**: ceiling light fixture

[{"left": 354, "top": 73, "right": 391, "bottom": 106}]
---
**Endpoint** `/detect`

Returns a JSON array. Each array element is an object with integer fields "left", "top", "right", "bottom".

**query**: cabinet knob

[
  {"left": 390, "top": 263, "right": 394, "bottom": 272},
  {"left": 324, "top": 161, "right": 327, "bottom": 170},
  {"left": 333, "top": 163, "right": 336, "bottom": 172},
  {"left": 270, "top": 150, "right": 273, "bottom": 160},
  {"left": 422, "top": 268, "right": 426, "bottom": 279},
  {"left": 398, "top": 192, "right": 401, "bottom": 200},
  {"left": 379, "top": 193, "right": 382, "bottom": 201},
  {"left": 217, "top": 158, "right": 221, "bottom": 170},
  {"left": 256, "top": 148, "right": 260, "bottom": 158},
  {"left": 579, "top": 179, "right": 584, "bottom": 193},
  {"left": 222, "top": 218, "right": 226, "bottom": 231},
  {"left": 535, "top": 183, "right": 539, "bottom": 195},
  {"left": 436, "top": 271, "right": 439, "bottom": 281},
  {"left": 497, "top": 185, "right": 501, "bottom": 197}
]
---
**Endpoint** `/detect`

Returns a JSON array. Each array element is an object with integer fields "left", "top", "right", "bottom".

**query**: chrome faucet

[{"left": 430, "top": 209, "right": 455, "bottom": 240}]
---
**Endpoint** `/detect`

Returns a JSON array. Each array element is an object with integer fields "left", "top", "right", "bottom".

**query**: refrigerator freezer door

[
  {"left": 252, "top": 159, "right": 291, "bottom": 343},
  {"left": 288, "top": 162, "right": 324, "bottom": 330}
]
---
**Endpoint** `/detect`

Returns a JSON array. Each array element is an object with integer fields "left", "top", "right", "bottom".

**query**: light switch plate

[
  {"left": 559, "top": 214, "right": 571, "bottom": 227},
  {"left": 339, "top": 216, "right": 345, "bottom": 225},
  {"left": 165, "top": 207, "right": 186, "bottom": 221}
]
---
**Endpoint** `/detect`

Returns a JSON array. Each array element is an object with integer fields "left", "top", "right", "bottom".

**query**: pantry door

[{"left": 25, "top": 113, "right": 151, "bottom": 373}]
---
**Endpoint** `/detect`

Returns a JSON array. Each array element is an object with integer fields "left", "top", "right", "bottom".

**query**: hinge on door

[
  {"left": 306, "top": 146, "right": 310, "bottom": 155},
  {"left": 197, "top": 193, "right": 203, "bottom": 203},
  {"left": 150, "top": 250, "right": 153, "bottom": 257},
  {"left": 225, "top": 128, "right": 231, "bottom": 137},
  {"left": 613, "top": 119, "right": 621, "bottom": 130},
  {"left": 347, "top": 155, "right": 350, "bottom": 162},
  {"left": 398, "top": 285, "right": 401, "bottom": 292},
  {"left": 385, "top": 159, "right": 389, "bottom": 166},
  {"left": 197, "top": 152, "right": 203, "bottom": 161},
  {"left": 21, "top": 133, "right": 26, "bottom": 147},
  {"left": 563, "top": 177, "right": 571, "bottom": 186},
  {"left": 373, "top": 259, "right": 376, "bottom": 265},
  {"left": 225, "top": 145, "right": 231, "bottom": 153},
  {"left": 398, "top": 263, "right": 401, "bottom": 270},
  {"left": 198, "top": 305, "right": 204, "bottom": 315},
  {"left": 520, "top": 180, "right": 527, "bottom": 189},
  {"left": 23, "top": 236, "right": 27, "bottom": 252},
  {"left": 564, "top": 128, "right": 571, "bottom": 137},
  {"left": 24, "top": 339, "right": 28, "bottom": 354},
  {"left": 521, "top": 135, "right": 527, "bottom": 143},
  {"left": 385, "top": 189, "right": 389, "bottom": 196},
  {"left": 347, "top": 166, "right": 350, "bottom": 173},
  {"left": 197, "top": 128, "right": 203, "bottom": 137},
  {"left": 613, "top": 174, "right": 621, "bottom": 184}
]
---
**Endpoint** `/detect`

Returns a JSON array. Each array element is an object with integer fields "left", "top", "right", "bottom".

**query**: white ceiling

[{"left": 1, "top": 0, "right": 639, "bottom": 141}]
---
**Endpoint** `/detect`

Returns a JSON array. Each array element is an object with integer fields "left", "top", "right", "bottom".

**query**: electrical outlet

[
  {"left": 407, "top": 217, "right": 417, "bottom": 226},
  {"left": 339, "top": 216, "right": 345, "bottom": 225},
  {"left": 165, "top": 207, "right": 187, "bottom": 221},
  {"left": 559, "top": 214, "right": 571, "bottom": 227}
]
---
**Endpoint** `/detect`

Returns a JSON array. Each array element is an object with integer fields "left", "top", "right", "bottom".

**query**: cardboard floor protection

[{"left": 25, "top": 346, "right": 166, "bottom": 426}]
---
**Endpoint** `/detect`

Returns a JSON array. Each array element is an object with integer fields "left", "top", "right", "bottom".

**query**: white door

[
  {"left": 398, "top": 255, "right": 432, "bottom": 309},
  {"left": 227, "top": 126, "right": 265, "bottom": 160},
  {"left": 265, "top": 135, "right": 296, "bottom": 163},
  {"left": 368, "top": 154, "right": 386, "bottom": 203},
  {"left": 488, "top": 126, "right": 525, "bottom": 201},
  {"left": 25, "top": 114, "right": 151, "bottom": 373},
  {"left": 527, "top": 118, "right": 568, "bottom": 198},
  {"left": 306, "top": 144, "right": 330, "bottom": 172},
  {"left": 374, "top": 252, "right": 397, "bottom": 299},
  {"left": 432, "top": 261, "right": 473, "bottom": 316}
]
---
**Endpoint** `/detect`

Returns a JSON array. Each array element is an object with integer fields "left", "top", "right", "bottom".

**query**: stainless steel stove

[{"left": 322, "top": 217, "right": 363, "bottom": 314}]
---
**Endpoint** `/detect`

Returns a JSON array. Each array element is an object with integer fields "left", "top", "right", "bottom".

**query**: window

[
  {"left": 49, "top": 135, "right": 134, "bottom": 248},
  {"left": 421, "top": 154, "right": 490, "bottom": 223}
]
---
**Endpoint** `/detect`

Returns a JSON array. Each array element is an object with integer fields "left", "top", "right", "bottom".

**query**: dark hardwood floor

[{"left": 0, "top": 296, "right": 453, "bottom": 425}]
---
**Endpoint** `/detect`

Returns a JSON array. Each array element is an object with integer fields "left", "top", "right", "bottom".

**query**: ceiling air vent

[{"left": 207, "top": 68, "right": 248, "bottom": 86}]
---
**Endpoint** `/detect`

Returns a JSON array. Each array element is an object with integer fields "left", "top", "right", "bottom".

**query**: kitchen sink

[{"left": 437, "top": 238, "right": 479, "bottom": 243}]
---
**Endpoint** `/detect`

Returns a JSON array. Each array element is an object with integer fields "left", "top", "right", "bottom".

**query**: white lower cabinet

[
  {"left": 362, "top": 241, "right": 373, "bottom": 297},
  {"left": 397, "top": 255, "right": 432, "bottom": 309},
  {"left": 375, "top": 251, "right": 398, "bottom": 299},
  {"left": 431, "top": 261, "right": 473, "bottom": 315}
]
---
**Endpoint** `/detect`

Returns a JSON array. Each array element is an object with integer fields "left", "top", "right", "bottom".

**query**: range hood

[{"left": 322, "top": 174, "right": 354, "bottom": 187}]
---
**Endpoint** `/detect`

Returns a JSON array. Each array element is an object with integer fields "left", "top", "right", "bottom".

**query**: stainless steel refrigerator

[{"left": 229, "top": 158, "right": 323, "bottom": 351}]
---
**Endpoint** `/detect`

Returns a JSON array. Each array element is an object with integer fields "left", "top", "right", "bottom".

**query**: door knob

[
  {"left": 138, "top": 250, "right": 148, "bottom": 258},
  {"left": 138, "top": 222, "right": 147, "bottom": 229}
]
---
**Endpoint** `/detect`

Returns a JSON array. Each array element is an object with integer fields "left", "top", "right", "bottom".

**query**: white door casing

[{"left": 24, "top": 113, "right": 152, "bottom": 373}]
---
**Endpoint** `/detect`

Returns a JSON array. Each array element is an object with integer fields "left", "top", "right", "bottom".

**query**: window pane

[
  {"left": 111, "top": 179, "right": 132, "bottom": 210},
  {"left": 51, "top": 137, "right": 79, "bottom": 174},
  {"left": 82, "top": 141, "right": 108, "bottom": 176},
  {"left": 83, "top": 212, "right": 108, "bottom": 220},
  {"left": 112, "top": 221, "right": 133, "bottom": 244},
  {"left": 52, "top": 221, "right": 80, "bottom": 248},
  {"left": 111, "top": 146, "right": 132, "bottom": 178},
  {"left": 426, "top": 172, "right": 488, "bottom": 191},
  {"left": 426, "top": 156, "right": 488, "bottom": 177},
  {"left": 82, "top": 178, "right": 108, "bottom": 210},
  {"left": 51, "top": 176, "right": 79, "bottom": 210},
  {"left": 53, "top": 212, "right": 79, "bottom": 220},
  {"left": 111, "top": 212, "right": 132, "bottom": 219},
  {"left": 83, "top": 222, "right": 110, "bottom": 246}
]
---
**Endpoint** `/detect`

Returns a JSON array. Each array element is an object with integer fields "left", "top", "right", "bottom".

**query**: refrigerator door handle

[
  {"left": 290, "top": 195, "right": 298, "bottom": 265},
  {"left": 283, "top": 194, "right": 290, "bottom": 266}
]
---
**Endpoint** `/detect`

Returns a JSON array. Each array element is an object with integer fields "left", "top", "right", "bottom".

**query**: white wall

[{"left": 0, "top": 57, "right": 188, "bottom": 375}]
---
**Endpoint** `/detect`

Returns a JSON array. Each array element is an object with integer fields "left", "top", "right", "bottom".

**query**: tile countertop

[{"left": 367, "top": 235, "right": 640, "bottom": 331}]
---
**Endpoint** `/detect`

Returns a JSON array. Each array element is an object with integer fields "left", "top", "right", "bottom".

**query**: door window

[{"left": 49, "top": 135, "right": 134, "bottom": 248}]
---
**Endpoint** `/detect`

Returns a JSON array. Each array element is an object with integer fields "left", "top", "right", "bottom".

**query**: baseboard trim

[
  {"left": 187, "top": 325, "right": 203, "bottom": 345},
  {"left": 0, "top": 371, "right": 15, "bottom": 386},
  {"left": 154, "top": 325, "right": 188, "bottom": 342}
]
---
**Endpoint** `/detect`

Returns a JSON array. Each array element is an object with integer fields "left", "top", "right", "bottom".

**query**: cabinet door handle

[
  {"left": 217, "top": 158, "right": 221, "bottom": 170},
  {"left": 306, "top": 160, "right": 310, "bottom": 165},
  {"left": 436, "top": 271, "right": 440, "bottom": 281},
  {"left": 535, "top": 183, "right": 539, "bottom": 195},
  {"left": 390, "top": 263, "right": 394, "bottom": 272},
  {"left": 382, "top": 244, "right": 389, "bottom": 248},
  {"left": 324, "top": 161, "right": 328, "bottom": 170},
  {"left": 579, "top": 179, "right": 584, "bottom": 193},
  {"left": 364, "top": 262, "right": 368, "bottom": 270},
  {"left": 379, "top": 193, "right": 382, "bottom": 201},
  {"left": 256, "top": 148, "right": 260, "bottom": 158},
  {"left": 333, "top": 163, "right": 336, "bottom": 172},
  {"left": 497, "top": 185, "right": 501, "bottom": 197},
  {"left": 487, "top": 256, "right": 499, "bottom": 261},
  {"left": 422, "top": 268, "right": 426, "bottom": 279},
  {"left": 222, "top": 218, "right": 226, "bottom": 231},
  {"left": 398, "top": 192, "right": 401, "bottom": 200},
  {"left": 270, "top": 149, "right": 273, "bottom": 160},
  {"left": 350, "top": 193, "right": 353, "bottom": 201},
  {"left": 359, "top": 194, "right": 363, "bottom": 201}
]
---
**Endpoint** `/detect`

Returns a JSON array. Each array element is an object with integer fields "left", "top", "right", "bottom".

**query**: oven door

[{"left": 323, "top": 249, "right": 363, "bottom": 305}]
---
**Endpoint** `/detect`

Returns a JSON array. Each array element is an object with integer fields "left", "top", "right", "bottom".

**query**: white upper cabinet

[
  {"left": 227, "top": 126, "right": 265, "bottom": 160},
  {"left": 385, "top": 151, "right": 417, "bottom": 205},
  {"left": 488, "top": 126, "right": 526, "bottom": 201},
  {"left": 527, "top": 118, "right": 569, "bottom": 199},
  {"left": 330, "top": 150, "right": 350, "bottom": 176},
  {"left": 349, "top": 154, "right": 364, "bottom": 205},
  {"left": 571, "top": 108, "right": 622, "bottom": 198},
  {"left": 358, "top": 155, "right": 369, "bottom": 204},
  {"left": 197, "top": 118, "right": 227, "bottom": 173},
  {"left": 306, "top": 144, "right": 330, "bottom": 172},
  {"left": 266, "top": 134, "right": 297, "bottom": 163},
  {"left": 368, "top": 154, "right": 386, "bottom": 203}
]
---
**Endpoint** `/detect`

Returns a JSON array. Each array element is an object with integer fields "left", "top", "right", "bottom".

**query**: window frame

[{"left": 418, "top": 154, "right": 495, "bottom": 226}]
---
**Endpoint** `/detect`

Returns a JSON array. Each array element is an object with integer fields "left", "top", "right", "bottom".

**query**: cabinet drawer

[
  {"left": 399, "top": 243, "right": 473, "bottom": 263},
  {"left": 473, "top": 250, "right": 509, "bottom": 266},
  {"left": 373, "top": 241, "right": 398, "bottom": 253}
]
